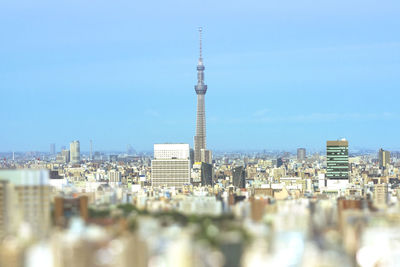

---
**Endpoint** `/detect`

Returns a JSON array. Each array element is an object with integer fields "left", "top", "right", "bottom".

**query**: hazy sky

[{"left": 1, "top": 0, "right": 399, "bottom": 152}]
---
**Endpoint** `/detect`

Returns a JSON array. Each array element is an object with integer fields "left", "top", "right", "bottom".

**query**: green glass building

[{"left": 326, "top": 140, "right": 349, "bottom": 180}]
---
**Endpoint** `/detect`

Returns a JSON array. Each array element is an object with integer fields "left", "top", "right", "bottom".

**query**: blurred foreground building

[{"left": 0, "top": 170, "right": 50, "bottom": 240}]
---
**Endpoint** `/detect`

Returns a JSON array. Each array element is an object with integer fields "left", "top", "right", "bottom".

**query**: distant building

[
  {"left": 200, "top": 149, "right": 212, "bottom": 164},
  {"left": 152, "top": 144, "right": 190, "bottom": 188},
  {"left": 277, "top": 157, "right": 283, "bottom": 168},
  {"left": 297, "top": 148, "right": 306, "bottom": 161},
  {"left": 56, "top": 149, "right": 70, "bottom": 164},
  {"left": 70, "top": 141, "right": 80, "bottom": 164},
  {"left": 110, "top": 155, "right": 118, "bottom": 162},
  {"left": 50, "top": 143, "right": 56, "bottom": 155},
  {"left": 326, "top": 139, "right": 349, "bottom": 188},
  {"left": 127, "top": 144, "right": 135, "bottom": 155},
  {"left": 90, "top": 140, "right": 93, "bottom": 160},
  {"left": 378, "top": 148, "right": 390, "bottom": 169}
]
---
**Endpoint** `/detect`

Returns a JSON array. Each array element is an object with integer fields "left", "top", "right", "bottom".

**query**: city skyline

[
  {"left": 1, "top": 0, "right": 400, "bottom": 151},
  {"left": 1, "top": 2, "right": 400, "bottom": 266}
]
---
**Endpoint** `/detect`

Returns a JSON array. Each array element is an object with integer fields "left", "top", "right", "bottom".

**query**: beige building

[
  {"left": 373, "top": 183, "right": 388, "bottom": 207},
  {"left": 0, "top": 170, "right": 50, "bottom": 240},
  {"left": 378, "top": 148, "right": 390, "bottom": 169},
  {"left": 70, "top": 140, "right": 80, "bottom": 164}
]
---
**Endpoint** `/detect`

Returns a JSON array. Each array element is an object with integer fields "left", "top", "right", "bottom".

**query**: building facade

[
  {"left": 378, "top": 148, "right": 390, "bottom": 169},
  {"left": 326, "top": 140, "right": 349, "bottom": 181},
  {"left": 0, "top": 170, "right": 50, "bottom": 240},
  {"left": 152, "top": 144, "right": 191, "bottom": 188},
  {"left": 70, "top": 140, "right": 80, "bottom": 164},
  {"left": 297, "top": 148, "right": 306, "bottom": 161},
  {"left": 50, "top": 143, "right": 56, "bottom": 155}
]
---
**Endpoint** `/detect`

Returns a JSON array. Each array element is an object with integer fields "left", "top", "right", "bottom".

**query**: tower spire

[
  {"left": 195, "top": 27, "right": 207, "bottom": 94},
  {"left": 199, "top": 27, "right": 202, "bottom": 60}
]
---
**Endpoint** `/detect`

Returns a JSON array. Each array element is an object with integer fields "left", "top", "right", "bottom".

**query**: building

[
  {"left": 62, "top": 149, "right": 70, "bottom": 163},
  {"left": 90, "top": 140, "right": 93, "bottom": 160},
  {"left": 108, "top": 170, "right": 122, "bottom": 183},
  {"left": 201, "top": 162, "right": 213, "bottom": 186},
  {"left": 57, "top": 149, "right": 70, "bottom": 163},
  {"left": 201, "top": 148, "right": 212, "bottom": 164},
  {"left": 0, "top": 170, "right": 50, "bottom": 239},
  {"left": 326, "top": 139, "right": 349, "bottom": 188},
  {"left": 190, "top": 148, "right": 195, "bottom": 167},
  {"left": 297, "top": 148, "right": 306, "bottom": 161},
  {"left": 277, "top": 157, "right": 283, "bottom": 168},
  {"left": 70, "top": 140, "right": 80, "bottom": 164},
  {"left": 54, "top": 196, "right": 88, "bottom": 227},
  {"left": 50, "top": 143, "right": 56, "bottom": 155},
  {"left": 110, "top": 155, "right": 118, "bottom": 162},
  {"left": 193, "top": 28, "right": 212, "bottom": 164},
  {"left": 0, "top": 180, "right": 11, "bottom": 239},
  {"left": 152, "top": 144, "right": 191, "bottom": 188},
  {"left": 232, "top": 166, "right": 246, "bottom": 188},
  {"left": 192, "top": 162, "right": 213, "bottom": 186},
  {"left": 378, "top": 148, "right": 390, "bottom": 169},
  {"left": 373, "top": 183, "right": 388, "bottom": 207}
]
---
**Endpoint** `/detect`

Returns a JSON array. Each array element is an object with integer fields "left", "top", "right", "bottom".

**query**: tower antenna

[{"left": 198, "top": 27, "right": 203, "bottom": 59}]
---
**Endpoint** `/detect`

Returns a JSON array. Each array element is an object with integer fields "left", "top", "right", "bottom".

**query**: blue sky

[{"left": 1, "top": 0, "right": 399, "bottom": 152}]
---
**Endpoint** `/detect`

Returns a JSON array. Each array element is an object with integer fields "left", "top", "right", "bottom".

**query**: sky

[{"left": 1, "top": 0, "right": 399, "bottom": 152}]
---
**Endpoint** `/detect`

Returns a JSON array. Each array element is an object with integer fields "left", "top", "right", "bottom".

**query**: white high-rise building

[
  {"left": 152, "top": 144, "right": 191, "bottom": 188},
  {"left": 70, "top": 140, "right": 80, "bottom": 164}
]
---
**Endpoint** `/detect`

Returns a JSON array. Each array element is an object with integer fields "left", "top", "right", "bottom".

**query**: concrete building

[
  {"left": 70, "top": 140, "right": 80, "bottom": 164},
  {"left": 232, "top": 166, "right": 246, "bottom": 188},
  {"left": 90, "top": 140, "right": 93, "bottom": 160},
  {"left": 192, "top": 162, "right": 213, "bottom": 186},
  {"left": 277, "top": 157, "right": 283, "bottom": 168},
  {"left": 108, "top": 170, "right": 122, "bottom": 183},
  {"left": 327, "top": 139, "right": 349, "bottom": 180},
  {"left": 0, "top": 170, "right": 50, "bottom": 239},
  {"left": 378, "top": 148, "right": 390, "bottom": 169},
  {"left": 200, "top": 148, "right": 212, "bottom": 164},
  {"left": 57, "top": 149, "right": 70, "bottom": 163},
  {"left": 326, "top": 139, "right": 349, "bottom": 189},
  {"left": 297, "top": 148, "right": 306, "bottom": 161},
  {"left": 373, "top": 183, "right": 388, "bottom": 207},
  {"left": 50, "top": 143, "right": 56, "bottom": 155},
  {"left": 0, "top": 180, "right": 11, "bottom": 239},
  {"left": 152, "top": 144, "right": 190, "bottom": 188},
  {"left": 54, "top": 195, "right": 88, "bottom": 227}
]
